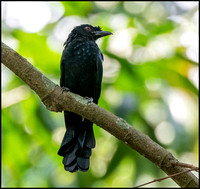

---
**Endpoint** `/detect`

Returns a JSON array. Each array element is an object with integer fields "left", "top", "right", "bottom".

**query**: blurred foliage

[{"left": 1, "top": 1, "right": 199, "bottom": 187}]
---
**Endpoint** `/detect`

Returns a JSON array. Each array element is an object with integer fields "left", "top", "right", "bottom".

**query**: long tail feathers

[{"left": 58, "top": 112, "right": 95, "bottom": 172}]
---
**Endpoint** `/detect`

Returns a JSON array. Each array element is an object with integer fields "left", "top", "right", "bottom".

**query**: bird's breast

[{"left": 71, "top": 41, "right": 99, "bottom": 61}]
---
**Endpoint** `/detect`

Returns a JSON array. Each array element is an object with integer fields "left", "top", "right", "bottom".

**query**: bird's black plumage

[{"left": 58, "top": 24, "right": 112, "bottom": 172}]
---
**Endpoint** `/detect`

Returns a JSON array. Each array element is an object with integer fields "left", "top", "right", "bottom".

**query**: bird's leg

[
  {"left": 85, "top": 97, "right": 93, "bottom": 105},
  {"left": 61, "top": 87, "right": 70, "bottom": 93}
]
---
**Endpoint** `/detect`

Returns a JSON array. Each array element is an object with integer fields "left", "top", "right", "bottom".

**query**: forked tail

[{"left": 58, "top": 112, "right": 95, "bottom": 172}]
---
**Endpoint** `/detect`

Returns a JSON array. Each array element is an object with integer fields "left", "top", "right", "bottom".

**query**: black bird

[{"left": 58, "top": 24, "right": 112, "bottom": 172}]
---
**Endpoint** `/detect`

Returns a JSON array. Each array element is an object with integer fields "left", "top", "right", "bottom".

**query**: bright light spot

[
  {"left": 188, "top": 66, "right": 199, "bottom": 89},
  {"left": 1, "top": 37, "right": 19, "bottom": 51},
  {"left": 186, "top": 46, "right": 198, "bottom": 63},
  {"left": 168, "top": 89, "right": 193, "bottom": 125},
  {"left": 2, "top": 85, "right": 31, "bottom": 108},
  {"left": 108, "top": 29, "right": 136, "bottom": 57},
  {"left": 131, "top": 34, "right": 176, "bottom": 63},
  {"left": 178, "top": 16, "right": 198, "bottom": 63},
  {"left": 145, "top": 78, "right": 163, "bottom": 91},
  {"left": 155, "top": 121, "right": 176, "bottom": 145},
  {"left": 168, "top": 15, "right": 186, "bottom": 24},
  {"left": 4, "top": 2, "right": 51, "bottom": 32},
  {"left": 147, "top": 35, "right": 175, "bottom": 59},
  {"left": 53, "top": 16, "right": 86, "bottom": 42},
  {"left": 124, "top": 2, "right": 147, "bottom": 14},
  {"left": 142, "top": 100, "right": 166, "bottom": 126},
  {"left": 175, "top": 1, "right": 198, "bottom": 11},
  {"left": 94, "top": 1, "right": 118, "bottom": 9},
  {"left": 131, "top": 46, "right": 154, "bottom": 63},
  {"left": 103, "top": 55, "right": 121, "bottom": 83},
  {"left": 192, "top": 10, "right": 199, "bottom": 25},
  {"left": 46, "top": 35, "right": 63, "bottom": 54},
  {"left": 90, "top": 156, "right": 107, "bottom": 177},
  {"left": 103, "top": 87, "right": 122, "bottom": 106},
  {"left": 48, "top": 16, "right": 86, "bottom": 53},
  {"left": 2, "top": 65, "right": 13, "bottom": 90},
  {"left": 47, "top": 2, "right": 64, "bottom": 23},
  {"left": 180, "top": 152, "right": 198, "bottom": 167},
  {"left": 169, "top": 93, "right": 187, "bottom": 122},
  {"left": 110, "top": 14, "right": 129, "bottom": 30},
  {"left": 52, "top": 127, "right": 65, "bottom": 145},
  {"left": 144, "top": 2, "right": 166, "bottom": 22},
  {"left": 180, "top": 31, "right": 198, "bottom": 47}
]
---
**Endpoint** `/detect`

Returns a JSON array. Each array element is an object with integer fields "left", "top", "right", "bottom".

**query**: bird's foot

[
  {"left": 61, "top": 87, "right": 70, "bottom": 93},
  {"left": 82, "top": 116, "right": 85, "bottom": 122},
  {"left": 85, "top": 97, "right": 93, "bottom": 105}
]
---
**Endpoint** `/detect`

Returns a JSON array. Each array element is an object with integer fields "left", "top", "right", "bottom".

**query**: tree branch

[{"left": 1, "top": 42, "right": 199, "bottom": 188}]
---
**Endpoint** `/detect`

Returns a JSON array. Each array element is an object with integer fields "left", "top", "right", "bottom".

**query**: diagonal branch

[{"left": 1, "top": 42, "right": 199, "bottom": 188}]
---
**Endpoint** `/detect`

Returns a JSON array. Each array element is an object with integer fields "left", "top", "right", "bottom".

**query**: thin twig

[{"left": 134, "top": 168, "right": 198, "bottom": 188}]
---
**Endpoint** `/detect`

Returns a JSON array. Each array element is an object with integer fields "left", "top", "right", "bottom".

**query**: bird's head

[{"left": 64, "top": 24, "right": 112, "bottom": 46}]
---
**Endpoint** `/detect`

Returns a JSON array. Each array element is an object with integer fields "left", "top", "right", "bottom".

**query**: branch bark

[{"left": 1, "top": 42, "right": 199, "bottom": 188}]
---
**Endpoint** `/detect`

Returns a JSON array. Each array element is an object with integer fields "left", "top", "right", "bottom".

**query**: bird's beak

[{"left": 92, "top": 30, "right": 113, "bottom": 38}]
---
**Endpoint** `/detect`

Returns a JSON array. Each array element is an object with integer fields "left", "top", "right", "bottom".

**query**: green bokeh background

[{"left": 1, "top": 1, "right": 199, "bottom": 187}]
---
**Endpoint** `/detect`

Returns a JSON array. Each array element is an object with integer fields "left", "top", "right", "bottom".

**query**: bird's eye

[{"left": 85, "top": 26, "right": 91, "bottom": 31}]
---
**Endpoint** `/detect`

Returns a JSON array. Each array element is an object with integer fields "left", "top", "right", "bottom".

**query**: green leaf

[{"left": 61, "top": 1, "right": 92, "bottom": 16}]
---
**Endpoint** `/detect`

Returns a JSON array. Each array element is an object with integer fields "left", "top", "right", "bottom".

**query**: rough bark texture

[{"left": 1, "top": 42, "right": 199, "bottom": 187}]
